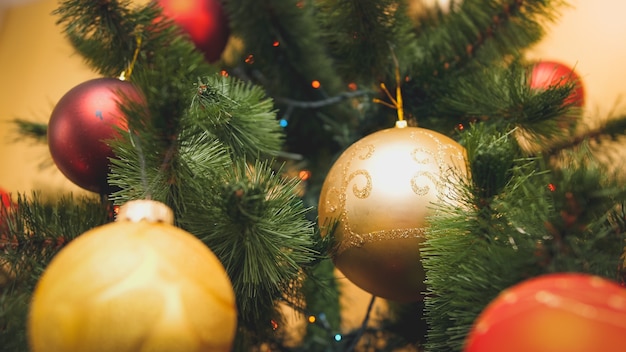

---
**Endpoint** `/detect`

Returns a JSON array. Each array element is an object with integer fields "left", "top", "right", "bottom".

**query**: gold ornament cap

[{"left": 116, "top": 199, "right": 174, "bottom": 225}]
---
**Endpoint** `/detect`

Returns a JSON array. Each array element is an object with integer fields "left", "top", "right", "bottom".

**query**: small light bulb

[{"left": 298, "top": 170, "right": 311, "bottom": 181}]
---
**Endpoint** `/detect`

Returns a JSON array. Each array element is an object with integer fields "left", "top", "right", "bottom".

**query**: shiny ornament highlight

[
  {"left": 318, "top": 125, "right": 467, "bottom": 302},
  {"left": 28, "top": 200, "right": 237, "bottom": 352},
  {"left": 156, "top": 0, "right": 230, "bottom": 62},
  {"left": 47, "top": 78, "right": 145, "bottom": 194},
  {"left": 422, "top": 0, "right": 454, "bottom": 12},
  {"left": 464, "top": 273, "right": 626, "bottom": 352}
]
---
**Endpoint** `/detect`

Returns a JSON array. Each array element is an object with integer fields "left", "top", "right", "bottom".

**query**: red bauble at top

[
  {"left": 47, "top": 78, "right": 145, "bottom": 194},
  {"left": 156, "top": 0, "right": 230, "bottom": 63},
  {"left": 530, "top": 60, "right": 585, "bottom": 108},
  {"left": 464, "top": 273, "right": 626, "bottom": 352}
]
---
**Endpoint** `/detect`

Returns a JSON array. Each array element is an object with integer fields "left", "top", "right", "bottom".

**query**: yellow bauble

[
  {"left": 318, "top": 124, "right": 467, "bottom": 302},
  {"left": 28, "top": 200, "right": 237, "bottom": 352}
]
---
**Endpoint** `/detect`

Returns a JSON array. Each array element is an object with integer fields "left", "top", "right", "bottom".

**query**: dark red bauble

[
  {"left": 156, "top": 0, "right": 230, "bottom": 62},
  {"left": 464, "top": 273, "right": 626, "bottom": 352},
  {"left": 530, "top": 60, "right": 585, "bottom": 108},
  {"left": 48, "top": 78, "right": 144, "bottom": 194}
]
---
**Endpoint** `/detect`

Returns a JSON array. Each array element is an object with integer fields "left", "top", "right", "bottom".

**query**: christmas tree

[{"left": 2, "top": 0, "right": 626, "bottom": 351}]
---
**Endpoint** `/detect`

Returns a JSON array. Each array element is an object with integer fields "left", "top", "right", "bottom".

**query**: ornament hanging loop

[
  {"left": 116, "top": 199, "right": 174, "bottom": 225},
  {"left": 372, "top": 44, "right": 408, "bottom": 128},
  {"left": 119, "top": 25, "right": 144, "bottom": 81}
]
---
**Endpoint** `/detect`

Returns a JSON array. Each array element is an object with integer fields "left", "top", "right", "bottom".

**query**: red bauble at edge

[
  {"left": 464, "top": 273, "right": 626, "bottom": 352},
  {"left": 530, "top": 60, "right": 585, "bottom": 108},
  {"left": 48, "top": 78, "right": 145, "bottom": 194},
  {"left": 156, "top": 0, "right": 230, "bottom": 63},
  {"left": 0, "top": 187, "right": 16, "bottom": 236},
  {"left": 0, "top": 187, "right": 11, "bottom": 209}
]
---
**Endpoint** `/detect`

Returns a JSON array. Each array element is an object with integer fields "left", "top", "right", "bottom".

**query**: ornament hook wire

[
  {"left": 119, "top": 25, "right": 144, "bottom": 81},
  {"left": 372, "top": 45, "right": 407, "bottom": 128}
]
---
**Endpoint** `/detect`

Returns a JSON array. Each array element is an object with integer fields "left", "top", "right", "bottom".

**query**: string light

[
  {"left": 245, "top": 54, "right": 255, "bottom": 64},
  {"left": 548, "top": 183, "right": 557, "bottom": 192},
  {"left": 220, "top": 70, "right": 229, "bottom": 77},
  {"left": 311, "top": 80, "right": 321, "bottom": 89},
  {"left": 270, "top": 319, "right": 278, "bottom": 330},
  {"left": 348, "top": 82, "right": 358, "bottom": 91},
  {"left": 298, "top": 170, "right": 311, "bottom": 181},
  {"left": 300, "top": 311, "right": 350, "bottom": 346},
  {"left": 272, "top": 40, "right": 280, "bottom": 47},
  {"left": 279, "top": 119, "right": 288, "bottom": 128},
  {"left": 109, "top": 204, "right": 121, "bottom": 221}
]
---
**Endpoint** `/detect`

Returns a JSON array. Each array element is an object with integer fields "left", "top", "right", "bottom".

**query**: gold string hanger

[
  {"left": 372, "top": 47, "right": 408, "bottom": 128},
  {"left": 119, "top": 25, "right": 144, "bottom": 81}
]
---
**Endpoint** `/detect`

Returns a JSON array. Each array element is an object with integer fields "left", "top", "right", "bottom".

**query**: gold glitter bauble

[
  {"left": 318, "top": 125, "right": 467, "bottom": 302},
  {"left": 28, "top": 200, "right": 237, "bottom": 352}
]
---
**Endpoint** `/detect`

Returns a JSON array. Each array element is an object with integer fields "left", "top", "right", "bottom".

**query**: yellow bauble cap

[{"left": 28, "top": 200, "right": 237, "bottom": 352}]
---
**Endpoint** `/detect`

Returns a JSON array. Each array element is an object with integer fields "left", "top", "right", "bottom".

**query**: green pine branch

[
  {"left": 405, "top": 0, "right": 567, "bottom": 127},
  {"left": 10, "top": 119, "right": 48, "bottom": 143},
  {"left": 187, "top": 75, "right": 284, "bottom": 159},
  {"left": 314, "top": 0, "right": 420, "bottom": 84},
  {"left": 223, "top": 0, "right": 367, "bottom": 187},
  {"left": 176, "top": 159, "right": 320, "bottom": 342},
  {"left": 53, "top": 0, "right": 140, "bottom": 78},
  {"left": 224, "top": 0, "right": 343, "bottom": 98},
  {"left": 423, "top": 147, "right": 626, "bottom": 352},
  {"left": 545, "top": 114, "right": 626, "bottom": 156},
  {"left": 1, "top": 193, "right": 111, "bottom": 285}
]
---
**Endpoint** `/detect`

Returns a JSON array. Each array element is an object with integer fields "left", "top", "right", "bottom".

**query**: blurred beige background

[
  {"left": 0, "top": 0, "right": 99, "bottom": 196},
  {"left": 1, "top": 0, "right": 625, "bottom": 340}
]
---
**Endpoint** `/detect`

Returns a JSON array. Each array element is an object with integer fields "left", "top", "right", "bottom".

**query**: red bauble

[
  {"left": 464, "top": 273, "right": 626, "bottom": 352},
  {"left": 0, "top": 188, "right": 10, "bottom": 209},
  {"left": 156, "top": 0, "right": 230, "bottom": 62},
  {"left": 530, "top": 60, "right": 585, "bottom": 108},
  {"left": 0, "top": 187, "right": 14, "bottom": 236},
  {"left": 48, "top": 78, "right": 145, "bottom": 194}
]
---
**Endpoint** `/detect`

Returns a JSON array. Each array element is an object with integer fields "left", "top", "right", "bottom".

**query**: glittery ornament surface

[{"left": 318, "top": 126, "right": 467, "bottom": 302}]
